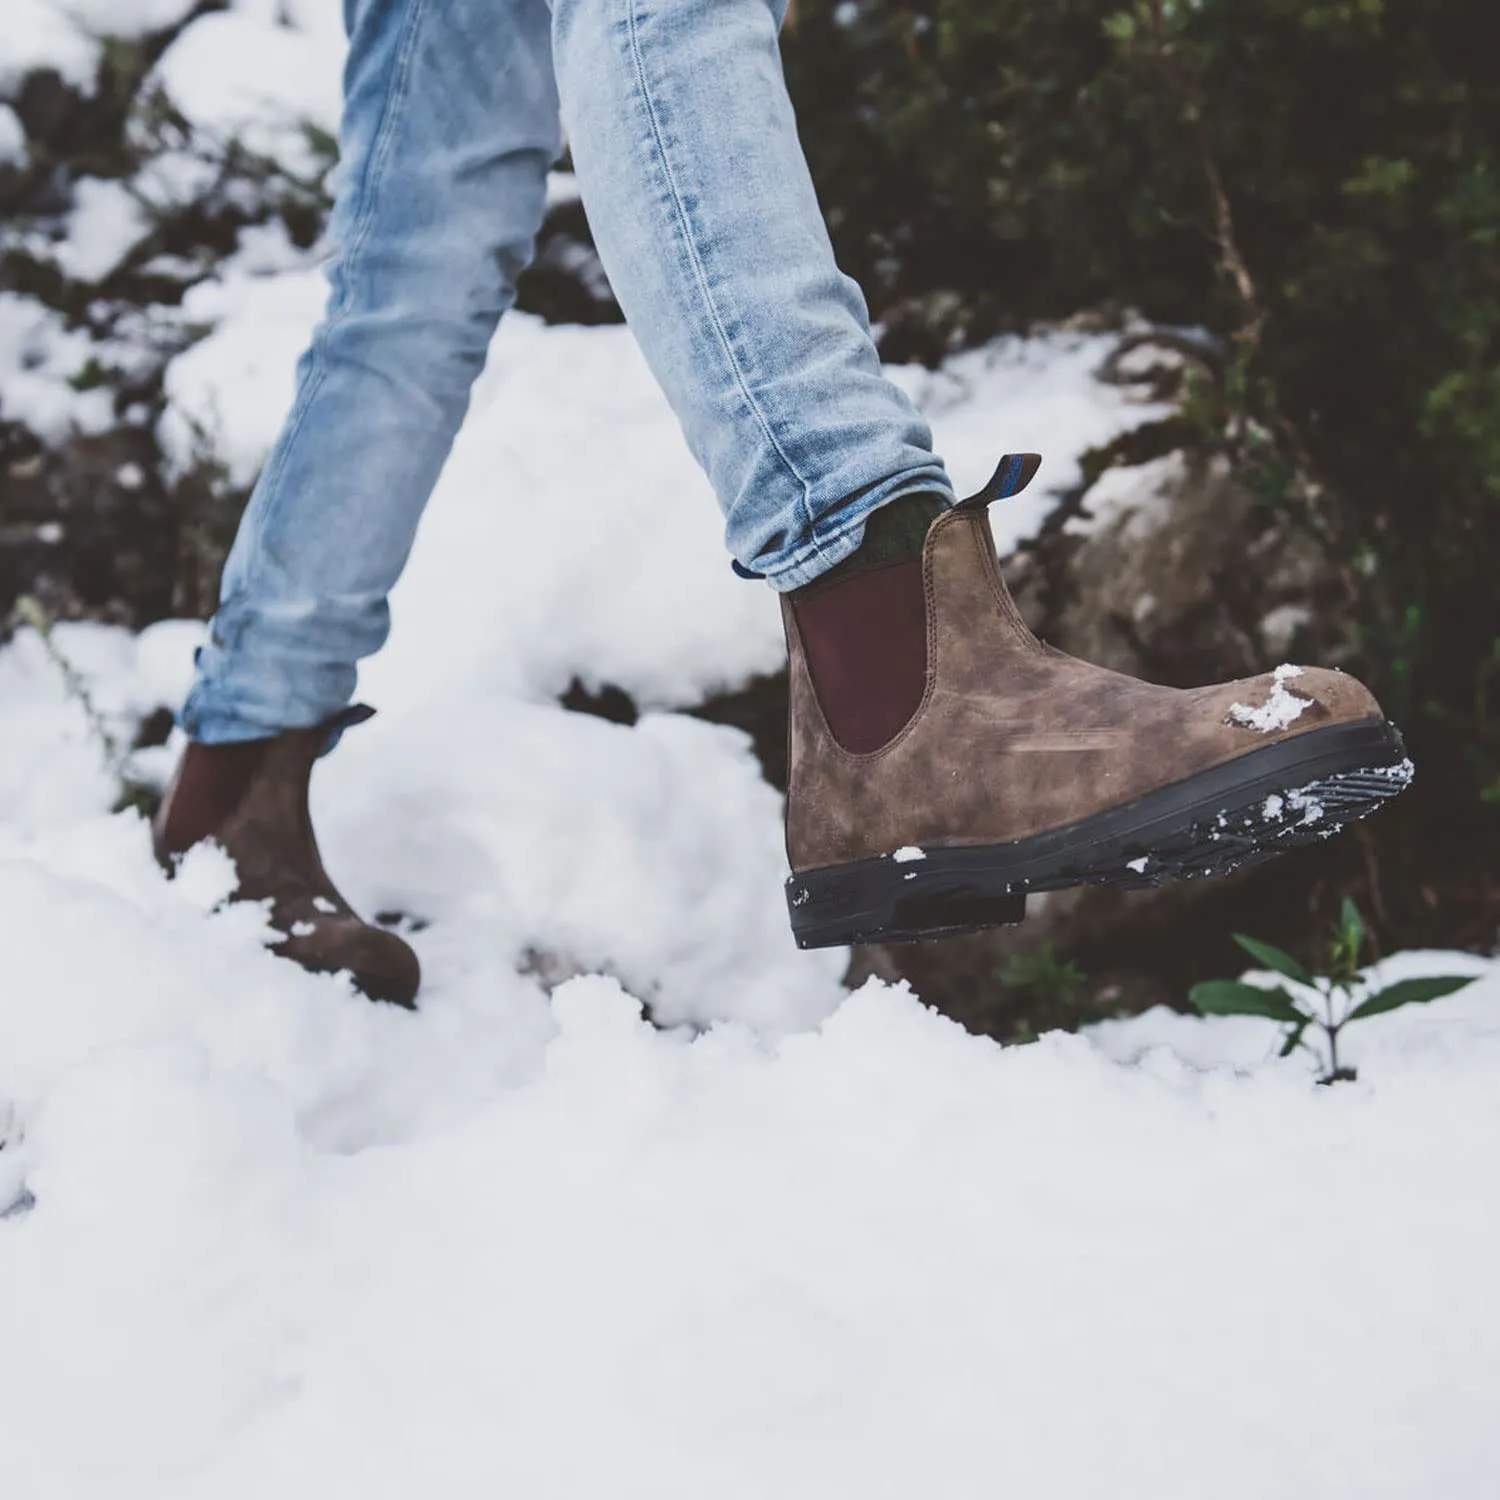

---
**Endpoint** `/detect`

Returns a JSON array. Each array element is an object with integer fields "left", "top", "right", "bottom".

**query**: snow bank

[
  {"left": 0, "top": 845, "right": 1497, "bottom": 1498},
  {"left": 52, "top": 176, "right": 151, "bottom": 283},
  {"left": 3, "top": 1, "right": 101, "bottom": 94},
  {"left": 148, "top": 0, "right": 345, "bottom": 177},
  {"left": 0, "top": 104, "right": 27, "bottom": 166},
  {"left": 3, "top": 613, "right": 1498, "bottom": 1498},
  {"left": 0, "top": 293, "right": 116, "bottom": 441},
  {"left": 3, "top": 0, "right": 203, "bottom": 96}
]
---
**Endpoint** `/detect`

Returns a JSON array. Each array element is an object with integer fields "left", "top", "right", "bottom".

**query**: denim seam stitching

[
  {"left": 621, "top": 0, "right": 827, "bottom": 560},
  {"left": 239, "top": 0, "right": 433, "bottom": 591}
]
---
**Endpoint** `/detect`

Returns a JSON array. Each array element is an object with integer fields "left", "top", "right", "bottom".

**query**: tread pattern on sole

[
  {"left": 1041, "top": 758, "right": 1413, "bottom": 893},
  {"left": 787, "top": 726, "right": 1413, "bottom": 949}
]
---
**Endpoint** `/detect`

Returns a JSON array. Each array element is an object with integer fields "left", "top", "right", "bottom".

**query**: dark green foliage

[
  {"left": 786, "top": 0, "right": 1500, "bottom": 817},
  {"left": 1346, "top": 973, "right": 1476, "bottom": 1020},
  {"left": 1187, "top": 980, "right": 1303, "bottom": 1023},
  {"left": 1231, "top": 934, "right": 1313, "bottom": 989}
]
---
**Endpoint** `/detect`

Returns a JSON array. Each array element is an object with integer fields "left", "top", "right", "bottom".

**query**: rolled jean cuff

[
  {"left": 753, "top": 467, "right": 957, "bottom": 592},
  {"left": 179, "top": 643, "right": 358, "bottom": 744}
]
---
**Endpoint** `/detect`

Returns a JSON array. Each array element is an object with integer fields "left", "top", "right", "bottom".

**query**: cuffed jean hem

[
  {"left": 179, "top": 647, "right": 360, "bottom": 745},
  {"left": 179, "top": 707, "right": 326, "bottom": 745},
  {"left": 754, "top": 468, "right": 957, "bottom": 592},
  {"left": 178, "top": 704, "right": 369, "bottom": 760}
]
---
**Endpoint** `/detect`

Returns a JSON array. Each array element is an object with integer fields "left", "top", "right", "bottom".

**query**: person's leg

[
  {"left": 549, "top": 0, "right": 952, "bottom": 590},
  {"left": 161, "top": 0, "right": 561, "bottom": 1006},
  {"left": 183, "top": 0, "right": 562, "bottom": 743},
  {"left": 550, "top": 0, "right": 1411, "bottom": 947}
]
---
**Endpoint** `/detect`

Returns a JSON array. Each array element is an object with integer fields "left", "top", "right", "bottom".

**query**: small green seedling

[
  {"left": 1189, "top": 898, "right": 1479, "bottom": 1084},
  {"left": 998, "top": 942, "right": 1087, "bottom": 1008}
]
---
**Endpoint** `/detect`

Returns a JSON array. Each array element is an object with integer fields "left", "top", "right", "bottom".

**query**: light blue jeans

[{"left": 182, "top": 0, "right": 954, "bottom": 742}]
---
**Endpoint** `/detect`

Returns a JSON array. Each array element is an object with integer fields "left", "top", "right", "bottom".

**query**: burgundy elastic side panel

[
  {"left": 160, "top": 739, "right": 272, "bottom": 855},
  {"left": 791, "top": 556, "right": 928, "bottom": 754}
]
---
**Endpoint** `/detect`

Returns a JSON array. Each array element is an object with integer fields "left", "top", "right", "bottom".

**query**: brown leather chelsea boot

[
  {"left": 153, "top": 706, "right": 421, "bottom": 1006},
  {"left": 782, "top": 454, "right": 1413, "bottom": 948}
]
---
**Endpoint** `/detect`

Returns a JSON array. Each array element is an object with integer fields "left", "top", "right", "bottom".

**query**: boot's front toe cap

[
  {"left": 348, "top": 936, "right": 422, "bottom": 1008},
  {"left": 1213, "top": 665, "right": 1385, "bottom": 738},
  {"left": 280, "top": 921, "right": 422, "bottom": 1008},
  {"left": 1291, "top": 666, "right": 1384, "bottom": 726}
]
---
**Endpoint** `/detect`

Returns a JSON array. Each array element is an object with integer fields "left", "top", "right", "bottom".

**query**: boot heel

[{"left": 786, "top": 858, "right": 1027, "bottom": 949}]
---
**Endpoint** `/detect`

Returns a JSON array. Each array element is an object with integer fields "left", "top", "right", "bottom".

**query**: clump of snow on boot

[{"left": 1228, "top": 663, "right": 1313, "bottom": 733}]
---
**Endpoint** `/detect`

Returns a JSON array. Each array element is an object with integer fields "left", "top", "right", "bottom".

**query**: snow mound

[
  {"left": 3, "top": 0, "right": 203, "bottom": 96},
  {"left": 3, "top": 622, "right": 1499, "bottom": 1499},
  {"left": 1, "top": 852, "right": 1498, "bottom": 1497},
  {"left": 0, "top": 104, "right": 26, "bottom": 166},
  {"left": 147, "top": 0, "right": 345, "bottom": 177},
  {"left": 0, "top": 293, "right": 116, "bottom": 442}
]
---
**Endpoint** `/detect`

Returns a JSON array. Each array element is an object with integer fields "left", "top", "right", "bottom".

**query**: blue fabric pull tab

[
  {"left": 319, "top": 702, "right": 376, "bottom": 757},
  {"left": 953, "top": 452, "right": 1043, "bottom": 513}
]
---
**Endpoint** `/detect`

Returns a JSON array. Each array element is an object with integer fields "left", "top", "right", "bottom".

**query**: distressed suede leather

[
  {"left": 784, "top": 504, "right": 1384, "bottom": 873},
  {"left": 154, "top": 718, "right": 420, "bottom": 1006}
]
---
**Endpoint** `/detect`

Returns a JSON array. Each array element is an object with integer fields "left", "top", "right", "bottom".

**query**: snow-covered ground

[{"left": 3, "top": 2, "right": 1499, "bottom": 1496}]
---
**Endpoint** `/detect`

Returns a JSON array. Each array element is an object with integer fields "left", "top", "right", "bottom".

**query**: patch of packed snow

[
  {"left": 0, "top": 294, "right": 116, "bottom": 442},
  {"left": 161, "top": 262, "right": 328, "bottom": 487},
  {"left": 4, "top": 0, "right": 202, "bottom": 96},
  {"left": 67, "top": 0, "right": 201, "bottom": 30},
  {"left": 148, "top": 1, "right": 346, "bottom": 179},
  {"left": 0, "top": 104, "right": 27, "bottom": 166},
  {"left": 51, "top": 177, "right": 151, "bottom": 283},
  {"left": 1286, "top": 785, "right": 1326, "bottom": 826},
  {"left": 546, "top": 170, "right": 582, "bottom": 208},
  {"left": 4, "top": 2, "right": 100, "bottom": 94},
  {"left": 893, "top": 846, "right": 926, "bottom": 863},
  {"left": 1260, "top": 602, "right": 1313, "bottom": 655},
  {"left": 0, "top": 620, "right": 209, "bottom": 831},
  {"left": 889, "top": 333, "right": 1174, "bottom": 556},
  {"left": 1229, "top": 663, "right": 1313, "bottom": 733},
  {"left": 1065, "top": 451, "right": 1186, "bottom": 541}
]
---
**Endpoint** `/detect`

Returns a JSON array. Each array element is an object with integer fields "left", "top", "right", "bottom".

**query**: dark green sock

[{"left": 798, "top": 491, "right": 947, "bottom": 594}]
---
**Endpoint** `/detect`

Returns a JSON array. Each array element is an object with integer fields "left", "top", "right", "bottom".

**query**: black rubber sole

[{"left": 786, "top": 718, "right": 1413, "bottom": 949}]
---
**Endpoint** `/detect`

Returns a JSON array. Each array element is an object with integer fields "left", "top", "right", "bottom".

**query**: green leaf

[
  {"left": 1278, "top": 1020, "right": 1310, "bottom": 1057},
  {"left": 1190, "top": 981, "right": 1307, "bottom": 1023},
  {"left": 1231, "top": 934, "right": 1314, "bottom": 988},
  {"left": 1347, "top": 974, "right": 1479, "bottom": 1021},
  {"left": 1339, "top": 897, "right": 1365, "bottom": 958}
]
